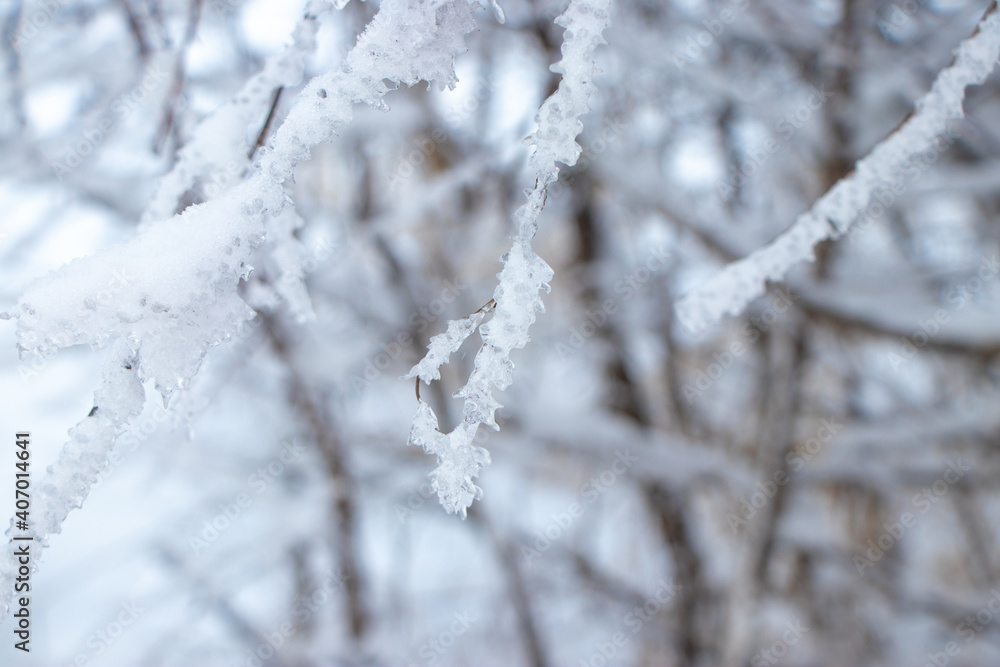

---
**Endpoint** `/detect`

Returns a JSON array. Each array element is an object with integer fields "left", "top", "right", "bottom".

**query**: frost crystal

[
  {"left": 405, "top": 0, "right": 613, "bottom": 517},
  {"left": 675, "top": 7, "right": 1000, "bottom": 333}
]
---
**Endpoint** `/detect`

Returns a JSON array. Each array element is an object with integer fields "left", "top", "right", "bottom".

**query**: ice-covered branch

[
  {"left": 0, "top": 0, "right": 487, "bottom": 621},
  {"left": 408, "top": 303, "right": 493, "bottom": 384},
  {"left": 405, "top": 0, "right": 613, "bottom": 517},
  {"left": 675, "top": 3, "right": 1000, "bottom": 333}
]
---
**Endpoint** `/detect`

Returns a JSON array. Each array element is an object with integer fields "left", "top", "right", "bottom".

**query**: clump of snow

[{"left": 9, "top": 189, "right": 262, "bottom": 400}]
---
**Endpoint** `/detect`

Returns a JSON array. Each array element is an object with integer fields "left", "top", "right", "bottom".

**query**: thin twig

[{"left": 249, "top": 86, "right": 283, "bottom": 160}]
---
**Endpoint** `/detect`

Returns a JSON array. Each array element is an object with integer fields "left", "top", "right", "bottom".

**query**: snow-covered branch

[
  {"left": 675, "top": 3, "right": 1000, "bottom": 333},
  {"left": 0, "top": 0, "right": 485, "bottom": 621},
  {"left": 142, "top": 0, "right": 334, "bottom": 226},
  {"left": 405, "top": 0, "right": 613, "bottom": 517}
]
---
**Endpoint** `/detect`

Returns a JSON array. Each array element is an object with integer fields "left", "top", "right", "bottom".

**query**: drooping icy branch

[
  {"left": 675, "top": 4, "right": 1000, "bottom": 334},
  {"left": 405, "top": 0, "right": 613, "bottom": 517},
  {"left": 0, "top": 0, "right": 486, "bottom": 622},
  {"left": 408, "top": 305, "right": 492, "bottom": 384}
]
